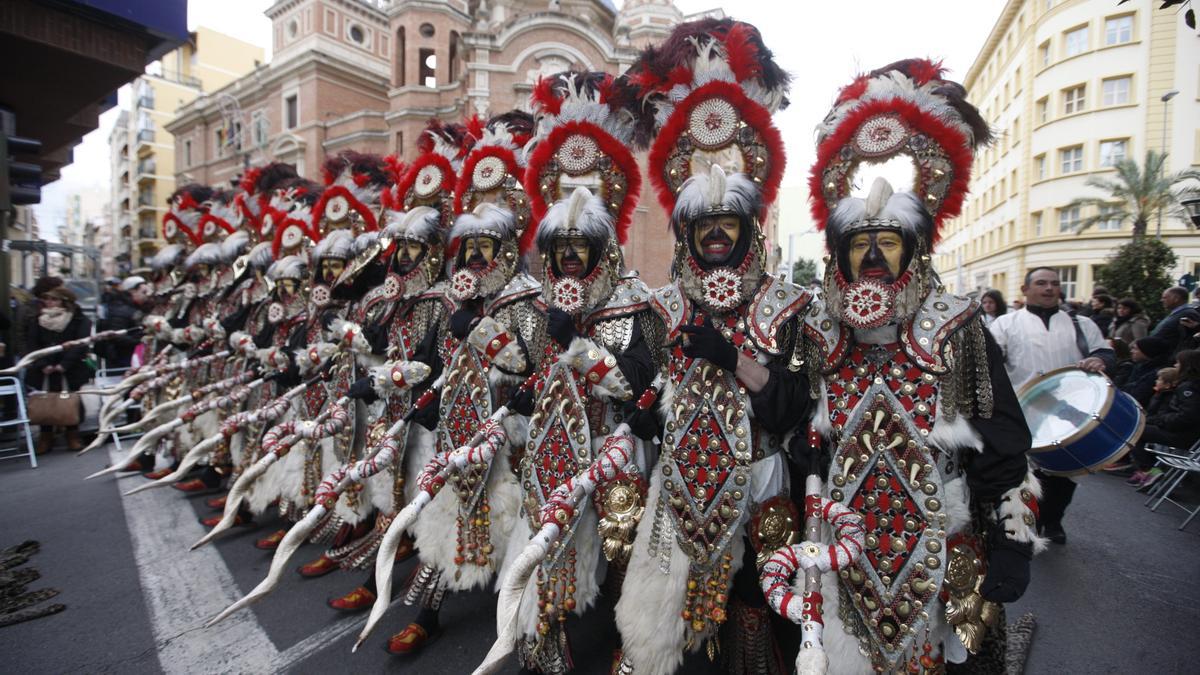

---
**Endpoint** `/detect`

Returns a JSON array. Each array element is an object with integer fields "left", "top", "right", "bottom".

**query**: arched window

[{"left": 449, "top": 30, "right": 460, "bottom": 83}]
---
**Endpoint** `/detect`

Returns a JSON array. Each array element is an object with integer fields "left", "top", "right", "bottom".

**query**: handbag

[{"left": 27, "top": 374, "right": 82, "bottom": 427}]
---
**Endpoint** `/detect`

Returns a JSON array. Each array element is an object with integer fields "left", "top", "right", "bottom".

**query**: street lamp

[
  {"left": 1157, "top": 89, "right": 1179, "bottom": 239},
  {"left": 1182, "top": 197, "right": 1200, "bottom": 230}
]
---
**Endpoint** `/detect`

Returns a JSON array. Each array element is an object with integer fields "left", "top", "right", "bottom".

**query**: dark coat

[
  {"left": 97, "top": 292, "right": 144, "bottom": 368},
  {"left": 1109, "top": 313, "right": 1149, "bottom": 343},
  {"left": 1145, "top": 380, "right": 1200, "bottom": 445},
  {"left": 24, "top": 310, "right": 94, "bottom": 392},
  {"left": 1121, "top": 356, "right": 1170, "bottom": 407}
]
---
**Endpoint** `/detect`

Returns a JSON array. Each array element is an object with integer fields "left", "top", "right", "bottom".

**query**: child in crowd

[{"left": 1127, "top": 350, "right": 1200, "bottom": 488}]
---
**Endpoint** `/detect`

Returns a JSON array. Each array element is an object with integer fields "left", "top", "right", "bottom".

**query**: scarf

[{"left": 38, "top": 307, "right": 72, "bottom": 333}]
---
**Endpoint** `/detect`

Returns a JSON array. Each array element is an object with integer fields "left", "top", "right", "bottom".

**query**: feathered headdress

[
  {"left": 266, "top": 254, "right": 307, "bottom": 282},
  {"left": 269, "top": 178, "right": 323, "bottom": 259},
  {"left": 235, "top": 162, "right": 298, "bottom": 240},
  {"left": 198, "top": 189, "right": 239, "bottom": 244},
  {"left": 523, "top": 70, "right": 641, "bottom": 255},
  {"left": 452, "top": 110, "right": 535, "bottom": 249},
  {"left": 810, "top": 58, "right": 991, "bottom": 252},
  {"left": 162, "top": 184, "right": 214, "bottom": 250},
  {"left": 618, "top": 18, "right": 789, "bottom": 238},
  {"left": 388, "top": 120, "right": 475, "bottom": 235},
  {"left": 312, "top": 151, "right": 392, "bottom": 236}
]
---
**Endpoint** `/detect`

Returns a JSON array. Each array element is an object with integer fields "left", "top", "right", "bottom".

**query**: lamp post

[{"left": 1157, "top": 90, "right": 1179, "bottom": 239}]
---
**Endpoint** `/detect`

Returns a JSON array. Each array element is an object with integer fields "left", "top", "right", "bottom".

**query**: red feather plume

[
  {"left": 240, "top": 167, "right": 263, "bottom": 194},
  {"left": 721, "top": 23, "right": 762, "bottom": 82},
  {"left": 532, "top": 76, "right": 562, "bottom": 116}
]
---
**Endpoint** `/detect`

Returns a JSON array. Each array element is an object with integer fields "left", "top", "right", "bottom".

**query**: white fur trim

[
  {"left": 563, "top": 336, "right": 632, "bottom": 400},
  {"left": 999, "top": 469, "right": 1048, "bottom": 554}
]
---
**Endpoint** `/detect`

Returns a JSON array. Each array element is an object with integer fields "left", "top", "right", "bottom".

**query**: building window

[
  {"left": 215, "top": 128, "right": 225, "bottom": 158},
  {"left": 1064, "top": 26, "right": 1089, "bottom": 57},
  {"left": 1099, "top": 139, "right": 1128, "bottom": 167},
  {"left": 184, "top": 139, "right": 191, "bottom": 167},
  {"left": 419, "top": 23, "right": 435, "bottom": 38},
  {"left": 1053, "top": 265, "right": 1078, "bottom": 299},
  {"left": 1058, "top": 206, "right": 1082, "bottom": 232},
  {"left": 285, "top": 94, "right": 298, "bottom": 129},
  {"left": 1014, "top": 66, "right": 1022, "bottom": 93},
  {"left": 1034, "top": 154, "right": 1047, "bottom": 180},
  {"left": 1097, "top": 204, "right": 1123, "bottom": 230},
  {"left": 1010, "top": 169, "right": 1018, "bottom": 196},
  {"left": 252, "top": 111, "right": 269, "bottom": 147},
  {"left": 1032, "top": 211, "right": 1043, "bottom": 236},
  {"left": 1036, "top": 97, "right": 1050, "bottom": 123},
  {"left": 1012, "top": 116, "right": 1020, "bottom": 144},
  {"left": 348, "top": 23, "right": 365, "bottom": 45},
  {"left": 1102, "top": 76, "right": 1131, "bottom": 105},
  {"left": 1062, "top": 85, "right": 1086, "bottom": 114},
  {"left": 1105, "top": 15, "right": 1133, "bottom": 45},
  {"left": 419, "top": 48, "right": 437, "bottom": 88},
  {"left": 287, "top": 19, "right": 299, "bottom": 40},
  {"left": 1038, "top": 40, "right": 1052, "bottom": 67},
  {"left": 1060, "top": 145, "right": 1084, "bottom": 173}
]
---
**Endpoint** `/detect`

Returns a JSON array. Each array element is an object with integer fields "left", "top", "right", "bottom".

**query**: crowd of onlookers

[
  {"left": 980, "top": 282, "right": 1200, "bottom": 489},
  {"left": 2, "top": 275, "right": 152, "bottom": 453}
]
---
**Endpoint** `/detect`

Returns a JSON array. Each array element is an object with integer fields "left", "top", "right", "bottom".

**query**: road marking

[{"left": 109, "top": 447, "right": 394, "bottom": 673}]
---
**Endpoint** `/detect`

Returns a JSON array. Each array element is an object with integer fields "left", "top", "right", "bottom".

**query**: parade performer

[
  {"left": 783, "top": 59, "right": 1041, "bottom": 674},
  {"left": 383, "top": 113, "right": 538, "bottom": 656},
  {"left": 610, "top": 19, "right": 814, "bottom": 675},
  {"left": 987, "top": 267, "right": 1113, "bottom": 544},
  {"left": 495, "top": 70, "right": 662, "bottom": 673}
]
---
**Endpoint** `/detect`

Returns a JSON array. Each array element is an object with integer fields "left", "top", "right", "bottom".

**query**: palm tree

[{"left": 1066, "top": 150, "right": 1200, "bottom": 238}]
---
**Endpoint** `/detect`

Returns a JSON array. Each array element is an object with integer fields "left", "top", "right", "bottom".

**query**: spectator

[
  {"left": 1122, "top": 336, "right": 1173, "bottom": 407},
  {"left": 1088, "top": 294, "right": 1115, "bottom": 335},
  {"left": 12, "top": 277, "right": 63, "bottom": 358},
  {"left": 1109, "top": 297, "right": 1150, "bottom": 343},
  {"left": 24, "top": 286, "right": 93, "bottom": 453},
  {"left": 1149, "top": 286, "right": 1191, "bottom": 343},
  {"left": 1109, "top": 337, "right": 1134, "bottom": 388},
  {"left": 1107, "top": 367, "right": 1177, "bottom": 473},
  {"left": 1175, "top": 308, "right": 1200, "bottom": 356},
  {"left": 96, "top": 276, "right": 149, "bottom": 370},
  {"left": 1126, "top": 351, "right": 1200, "bottom": 487},
  {"left": 980, "top": 288, "right": 1006, "bottom": 326}
]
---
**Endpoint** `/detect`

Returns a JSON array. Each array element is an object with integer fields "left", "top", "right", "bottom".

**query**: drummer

[{"left": 989, "top": 267, "right": 1116, "bottom": 545}]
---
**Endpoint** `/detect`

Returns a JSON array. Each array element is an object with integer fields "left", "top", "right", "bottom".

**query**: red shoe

[
  {"left": 328, "top": 586, "right": 376, "bottom": 612},
  {"left": 255, "top": 529, "right": 288, "bottom": 550},
  {"left": 206, "top": 495, "right": 227, "bottom": 511},
  {"left": 120, "top": 458, "right": 152, "bottom": 472},
  {"left": 386, "top": 623, "right": 439, "bottom": 655},
  {"left": 395, "top": 534, "right": 416, "bottom": 563},
  {"left": 172, "top": 478, "right": 217, "bottom": 494},
  {"left": 297, "top": 554, "right": 338, "bottom": 578},
  {"left": 200, "top": 513, "right": 251, "bottom": 528},
  {"left": 144, "top": 468, "right": 174, "bottom": 480}
]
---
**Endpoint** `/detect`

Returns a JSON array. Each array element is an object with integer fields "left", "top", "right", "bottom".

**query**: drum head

[{"left": 1018, "top": 368, "right": 1113, "bottom": 448}]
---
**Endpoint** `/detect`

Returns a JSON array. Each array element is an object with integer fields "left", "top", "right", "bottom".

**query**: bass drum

[{"left": 1017, "top": 367, "right": 1145, "bottom": 476}]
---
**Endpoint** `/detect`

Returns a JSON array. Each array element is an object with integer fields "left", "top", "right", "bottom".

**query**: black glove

[
  {"left": 980, "top": 531, "right": 1032, "bottom": 603},
  {"left": 546, "top": 308, "right": 577, "bottom": 349},
  {"left": 412, "top": 389, "right": 441, "bottom": 431},
  {"left": 787, "top": 432, "right": 829, "bottom": 479},
  {"left": 347, "top": 376, "right": 379, "bottom": 404},
  {"left": 449, "top": 308, "right": 478, "bottom": 340},
  {"left": 320, "top": 312, "right": 339, "bottom": 330},
  {"left": 507, "top": 387, "right": 535, "bottom": 416},
  {"left": 679, "top": 319, "right": 739, "bottom": 373},
  {"left": 622, "top": 400, "right": 661, "bottom": 441},
  {"left": 363, "top": 322, "right": 389, "bottom": 355}
]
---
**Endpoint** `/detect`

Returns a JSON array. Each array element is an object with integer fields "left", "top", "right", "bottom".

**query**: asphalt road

[{"left": 2, "top": 441, "right": 1198, "bottom": 674}]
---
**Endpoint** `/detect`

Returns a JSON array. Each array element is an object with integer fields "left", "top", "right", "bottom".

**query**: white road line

[{"left": 110, "top": 447, "right": 398, "bottom": 673}]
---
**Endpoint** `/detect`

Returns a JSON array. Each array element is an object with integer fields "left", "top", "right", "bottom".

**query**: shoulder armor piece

[
  {"left": 802, "top": 291, "right": 851, "bottom": 373},
  {"left": 650, "top": 282, "right": 690, "bottom": 344},
  {"left": 900, "top": 289, "right": 979, "bottom": 374},
  {"left": 486, "top": 272, "right": 541, "bottom": 314},
  {"left": 587, "top": 276, "right": 653, "bottom": 325},
  {"left": 746, "top": 276, "right": 812, "bottom": 356}
]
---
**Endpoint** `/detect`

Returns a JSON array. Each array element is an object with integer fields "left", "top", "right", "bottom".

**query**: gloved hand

[
  {"left": 363, "top": 322, "right": 389, "bottom": 355},
  {"left": 507, "top": 387, "right": 535, "bottom": 416},
  {"left": 622, "top": 400, "right": 661, "bottom": 441},
  {"left": 450, "top": 308, "right": 478, "bottom": 340},
  {"left": 787, "top": 433, "right": 828, "bottom": 479},
  {"left": 320, "top": 311, "right": 339, "bottom": 330},
  {"left": 679, "top": 318, "right": 739, "bottom": 373},
  {"left": 347, "top": 376, "right": 379, "bottom": 404},
  {"left": 412, "top": 390, "right": 441, "bottom": 431},
  {"left": 980, "top": 532, "right": 1032, "bottom": 603},
  {"left": 547, "top": 308, "right": 577, "bottom": 349}
]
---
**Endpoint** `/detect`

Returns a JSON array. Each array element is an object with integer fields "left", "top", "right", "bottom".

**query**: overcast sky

[{"left": 33, "top": 0, "right": 1005, "bottom": 243}]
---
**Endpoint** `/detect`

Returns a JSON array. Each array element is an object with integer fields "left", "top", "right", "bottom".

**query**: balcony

[
  {"left": 137, "top": 128, "right": 155, "bottom": 144},
  {"left": 137, "top": 158, "right": 156, "bottom": 175},
  {"left": 138, "top": 227, "right": 158, "bottom": 239},
  {"left": 137, "top": 191, "right": 155, "bottom": 208},
  {"left": 137, "top": 93, "right": 155, "bottom": 109}
]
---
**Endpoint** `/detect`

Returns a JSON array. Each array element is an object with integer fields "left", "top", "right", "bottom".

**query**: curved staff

[
  {"left": 472, "top": 376, "right": 662, "bottom": 674},
  {"left": 0, "top": 328, "right": 141, "bottom": 375},
  {"left": 759, "top": 428, "right": 866, "bottom": 675}
]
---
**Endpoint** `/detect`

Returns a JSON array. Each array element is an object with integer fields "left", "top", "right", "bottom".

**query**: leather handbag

[{"left": 27, "top": 375, "right": 82, "bottom": 428}]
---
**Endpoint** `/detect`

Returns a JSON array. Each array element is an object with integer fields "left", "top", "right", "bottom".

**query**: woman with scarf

[{"left": 24, "top": 286, "right": 93, "bottom": 453}]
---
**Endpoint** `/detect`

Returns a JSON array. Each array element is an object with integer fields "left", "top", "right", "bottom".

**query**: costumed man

[
  {"left": 384, "top": 114, "right": 538, "bottom": 656},
  {"left": 790, "top": 59, "right": 1042, "bottom": 674},
  {"left": 235, "top": 162, "right": 301, "bottom": 246},
  {"left": 289, "top": 150, "right": 402, "bottom": 579},
  {"left": 987, "top": 267, "right": 1113, "bottom": 545},
  {"left": 611, "top": 19, "right": 814, "bottom": 675},
  {"left": 324, "top": 153, "right": 456, "bottom": 612},
  {"left": 497, "top": 70, "right": 663, "bottom": 673}
]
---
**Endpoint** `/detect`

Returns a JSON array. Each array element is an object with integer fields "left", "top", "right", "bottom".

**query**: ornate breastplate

[{"left": 824, "top": 343, "right": 950, "bottom": 669}]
